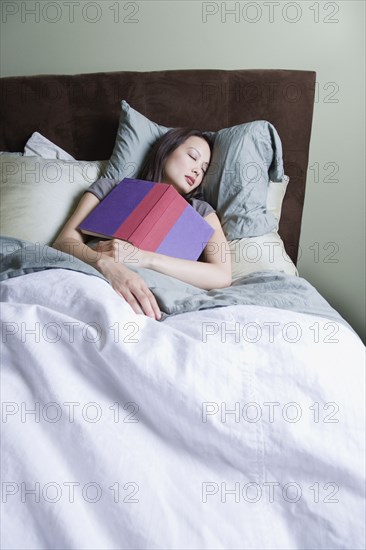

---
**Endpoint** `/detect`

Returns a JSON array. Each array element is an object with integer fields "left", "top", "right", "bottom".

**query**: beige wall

[{"left": 1, "top": 0, "right": 365, "bottom": 342}]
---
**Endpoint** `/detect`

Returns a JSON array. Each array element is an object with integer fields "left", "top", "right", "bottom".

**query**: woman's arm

[
  {"left": 52, "top": 192, "right": 162, "bottom": 320},
  {"left": 96, "top": 212, "right": 232, "bottom": 289}
]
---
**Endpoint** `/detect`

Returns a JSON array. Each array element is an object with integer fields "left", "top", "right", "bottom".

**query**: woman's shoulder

[
  {"left": 187, "top": 195, "right": 216, "bottom": 218},
  {"left": 84, "top": 177, "right": 120, "bottom": 201}
]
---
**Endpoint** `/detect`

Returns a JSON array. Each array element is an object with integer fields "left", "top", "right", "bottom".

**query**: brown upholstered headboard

[{"left": 0, "top": 69, "right": 316, "bottom": 265}]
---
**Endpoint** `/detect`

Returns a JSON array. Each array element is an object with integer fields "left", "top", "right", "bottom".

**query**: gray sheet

[
  {"left": 0, "top": 236, "right": 353, "bottom": 332},
  {"left": 0, "top": 236, "right": 108, "bottom": 282}
]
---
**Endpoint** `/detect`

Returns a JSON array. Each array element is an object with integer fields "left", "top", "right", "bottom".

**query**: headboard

[{"left": 0, "top": 69, "right": 316, "bottom": 265}]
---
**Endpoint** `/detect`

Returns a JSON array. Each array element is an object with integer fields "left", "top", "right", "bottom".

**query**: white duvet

[{"left": 1, "top": 269, "right": 365, "bottom": 550}]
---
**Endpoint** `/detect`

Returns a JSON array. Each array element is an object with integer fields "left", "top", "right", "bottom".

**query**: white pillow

[
  {"left": 267, "top": 175, "right": 289, "bottom": 230},
  {"left": 0, "top": 155, "right": 106, "bottom": 245},
  {"left": 229, "top": 232, "right": 298, "bottom": 279},
  {"left": 24, "top": 132, "right": 76, "bottom": 161}
]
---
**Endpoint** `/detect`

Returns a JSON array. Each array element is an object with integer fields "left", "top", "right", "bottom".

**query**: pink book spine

[
  {"left": 128, "top": 186, "right": 183, "bottom": 246},
  {"left": 113, "top": 184, "right": 168, "bottom": 241},
  {"left": 138, "top": 193, "right": 187, "bottom": 251}
]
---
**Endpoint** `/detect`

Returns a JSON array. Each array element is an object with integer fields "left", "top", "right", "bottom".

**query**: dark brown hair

[{"left": 139, "top": 128, "right": 213, "bottom": 191}]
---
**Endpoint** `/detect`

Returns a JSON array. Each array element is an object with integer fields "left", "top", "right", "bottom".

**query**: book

[{"left": 78, "top": 178, "right": 215, "bottom": 261}]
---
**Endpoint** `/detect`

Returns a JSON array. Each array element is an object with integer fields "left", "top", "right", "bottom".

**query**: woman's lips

[{"left": 185, "top": 176, "right": 195, "bottom": 186}]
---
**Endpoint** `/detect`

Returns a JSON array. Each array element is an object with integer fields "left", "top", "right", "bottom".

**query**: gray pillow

[
  {"left": 103, "top": 100, "right": 169, "bottom": 180},
  {"left": 103, "top": 101, "right": 284, "bottom": 238},
  {"left": 202, "top": 120, "right": 283, "bottom": 238}
]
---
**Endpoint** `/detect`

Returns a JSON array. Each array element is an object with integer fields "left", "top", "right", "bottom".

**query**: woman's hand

[
  {"left": 52, "top": 193, "right": 160, "bottom": 320},
  {"left": 95, "top": 239, "right": 150, "bottom": 268},
  {"left": 96, "top": 252, "right": 161, "bottom": 320}
]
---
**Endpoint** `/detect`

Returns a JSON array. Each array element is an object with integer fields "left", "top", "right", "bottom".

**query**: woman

[{"left": 53, "top": 128, "right": 231, "bottom": 320}]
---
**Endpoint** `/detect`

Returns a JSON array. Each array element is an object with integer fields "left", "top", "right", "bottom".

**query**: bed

[{"left": 0, "top": 69, "right": 365, "bottom": 550}]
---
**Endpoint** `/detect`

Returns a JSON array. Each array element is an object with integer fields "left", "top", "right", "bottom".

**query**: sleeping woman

[{"left": 53, "top": 128, "right": 232, "bottom": 320}]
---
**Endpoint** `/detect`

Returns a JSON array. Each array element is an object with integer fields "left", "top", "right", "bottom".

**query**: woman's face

[{"left": 162, "top": 136, "right": 211, "bottom": 195}]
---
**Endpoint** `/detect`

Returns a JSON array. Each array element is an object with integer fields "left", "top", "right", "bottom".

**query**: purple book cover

[{"left": 79, "top": 178, "right": 214, "bottom": 260}]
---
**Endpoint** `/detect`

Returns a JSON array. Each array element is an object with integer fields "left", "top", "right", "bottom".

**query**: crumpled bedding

[
  {"left": 1, "top": 266, "right": 365, "bottom": 549},
  {"left": 0, "top": 236, "right": 353, "bottom": 332}
]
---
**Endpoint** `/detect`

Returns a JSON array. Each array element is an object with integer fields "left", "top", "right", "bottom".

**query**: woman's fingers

[
  {"left": 115, "top": 288, "right": 144, "bottom": 316},
  {"left": 146, "top": 288, "right": 162, "bottom": 320},
  {"left": 133, "top": 287, "right": 161, "bottom": 320},
  {"left": 112, "top": 276, "right": 161, "bottom": 320},
  {"left": 100, "top": 256, "right": 161, "bottom": 320}
]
